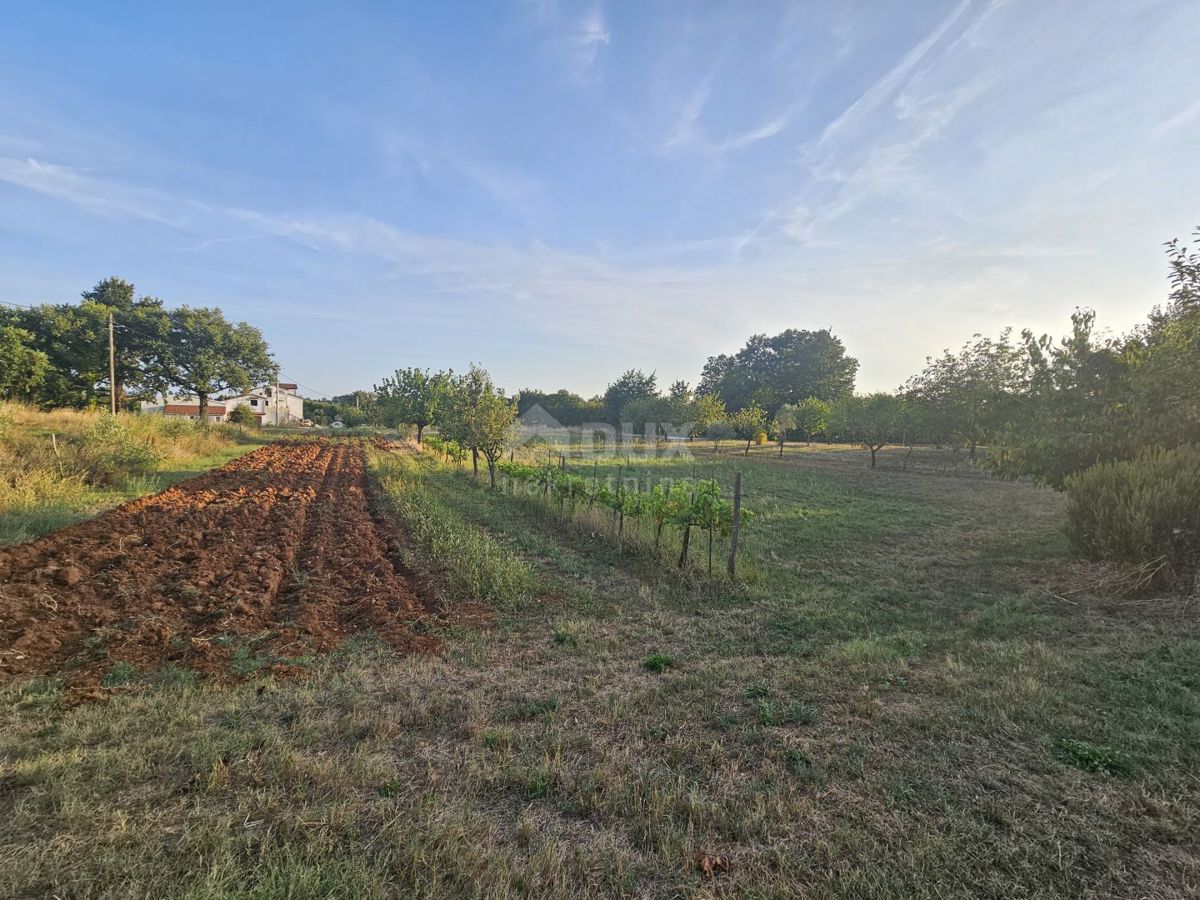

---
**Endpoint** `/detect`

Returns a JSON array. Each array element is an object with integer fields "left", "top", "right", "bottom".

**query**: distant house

[
  {"left": 222, "top": 383, "right": 304, "bottom": 426},
  {"left": 141, "top": 383, "right": 303, "bottom": 426},
  {"left": 138, "top": 401, "right": 228, "bottom": 424}
]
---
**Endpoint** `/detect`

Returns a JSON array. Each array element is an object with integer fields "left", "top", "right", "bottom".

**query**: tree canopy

[
  {"left": 161, "top": 307, "right": 276, "bottom": 420},
  {"left": 604, "top": 369, "right": 658, "bottom": 426},
  {"left": 0, "top": 278, "right": 275, "bottom": 414},
  {"left": 698, "top": 329, "right": 858, "bottom": 412},
  {"left": 376, "top": 368, "right": 451, "bottom": 442}
]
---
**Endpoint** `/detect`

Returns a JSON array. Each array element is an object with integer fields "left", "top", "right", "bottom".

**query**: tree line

[
  {"left": 368, "top": 231, "right": 1198, "bottom": 484},
  {"left": 0, "top": 277, "right": 276, "bottom": 419},
  {"left": 371, "top": 231, "right": 1197, "bottom": 584}
]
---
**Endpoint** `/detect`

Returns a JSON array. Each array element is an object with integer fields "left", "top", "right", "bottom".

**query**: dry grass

[{"left": 0, "top": 402, "right": 266, "bottom": 545}]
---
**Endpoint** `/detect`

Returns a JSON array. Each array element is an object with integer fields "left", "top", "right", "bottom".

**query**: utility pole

[
  {"left": 275, "top": 372, "right": 280, "bottom": 426},
  {"left": 108, "top": 312, "right": 117, "bottom": 415}
]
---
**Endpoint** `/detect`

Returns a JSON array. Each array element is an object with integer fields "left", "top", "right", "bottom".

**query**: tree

[
  {"left": 333, "top": 390, "right": 382, "bottom": 425},
  {"left": 79, "top": 277, "right": 172, "bottom": 407},
  {"left": 698, "top": 329, "right": 858, "bottom": 411},
  {"left": 376, "top": 368, "right": 450, "bottom": 442},
  {"left": 832, "top": 393, "right": 905, "bottom": 468},
  {"left": 0, "top": 325, "right": 50, "bottom": 402},
  {"left": 162, "top": 307, "right": 275, "bottom": 422},
  {"left": 690, "top": 394, "right": 726, "bottom": 441},
  {"left": 604, "top": 369, "right": 658, "bottom": 429},
  {"left": 622, "top": 395, "right": 678, "bottom": 438},
  {"left": 987, "top": 311, "right": 1129, "bottom": 487},
  {"left": 729, "top": 403, "right": 767, "bottom": 456},
  {"left": 227, "top": 404, "right": 258, "bottom": 426},
  {"left": 705, "top": 418, "right": 735, "bottom": 451},
  {"left": 6, "top": 278, "right": 170, "bottom": 409},
  {"left": 771, "top": 403, "right": 797, "bottom": 458},
  {"left": 904, "top": 331, "right": 1021, "bottom": 458},
  {"left": 443, "top": 365, "right": 516, "bottom": 487},
  {"left": 515, "top": 388, "right": 603, "bottom": 427},
  {"left": 793, "top": 396, "right": 831, "bottom": 445}
]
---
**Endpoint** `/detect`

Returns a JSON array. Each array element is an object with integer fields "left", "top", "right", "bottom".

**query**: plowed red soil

[{"left": 0, "top": 440, "right": 439, "bottom": 698}]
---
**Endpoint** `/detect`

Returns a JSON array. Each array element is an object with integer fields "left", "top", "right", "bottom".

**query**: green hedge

[{"left": 1064, "top": 445, "right": 1200, "bottom": 578}]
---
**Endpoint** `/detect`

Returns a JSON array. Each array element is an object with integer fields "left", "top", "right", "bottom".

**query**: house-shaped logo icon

[{"left": 516, "top": 403, "right": 565, "bottom": 444}]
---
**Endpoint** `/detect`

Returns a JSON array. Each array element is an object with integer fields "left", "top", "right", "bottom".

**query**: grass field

[
  {"left": 0, "top": 404, "right": 270, "bottom": 546},
  {"left": 2, "top": 439, "right": 1197, "bottom": 898}
]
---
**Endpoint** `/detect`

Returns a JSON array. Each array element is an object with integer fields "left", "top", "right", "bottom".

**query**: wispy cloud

[
  {"left": 0, "top": 156, "right": 181, "bottom": 224},
  {"left": 1152, "top": 95, "right": 1200, "bottom": 139},
  {"left": 384, "top": 134, "right": 545, "bottom": 221},
  {"left": 806, "top": 0, "right": 975, "bottom": 154},
  {"left": 525, "top": 1, "right": 610, "bottom": 82},
  {"left": 179, "top": 233, "right": 268, "bottom": 253},
  {"left": 663, "top": 79, "right": 791, "bottom": 156}
]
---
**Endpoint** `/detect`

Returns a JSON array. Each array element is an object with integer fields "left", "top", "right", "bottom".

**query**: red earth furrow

[
  {"left": 276, "top": 444, "right": 431, "bottom": 652},
  {"left": 0, "top": 439, "right": 438, "bottom": 699}
]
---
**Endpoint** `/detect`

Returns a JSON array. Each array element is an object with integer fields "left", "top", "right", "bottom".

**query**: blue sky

[{"left": 1, "top": 1, "right": 1197, "bottom": 399}]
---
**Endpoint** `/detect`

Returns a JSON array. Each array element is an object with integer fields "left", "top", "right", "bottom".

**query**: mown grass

[
  {"left": 0, "top": 402, "right": 268, "bottom": 545},
  {"left": 1, "top": 441, "right": 1198, "bottom": 897}
]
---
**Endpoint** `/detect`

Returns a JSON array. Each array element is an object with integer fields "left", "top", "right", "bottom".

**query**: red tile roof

[{"left": 163, "top": 404, "right": 226, "bottom": 415}]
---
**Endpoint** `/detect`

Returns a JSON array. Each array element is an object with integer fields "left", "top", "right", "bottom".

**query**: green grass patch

[
  {"left": 368, "top": 449, "right": 537, "bottom": 608},
  {"left": 1054, "top": 737, "right": 1134, "bottom": 777},
  {"left": 642, "top": 652, "right": 676, "bottom": 672}
]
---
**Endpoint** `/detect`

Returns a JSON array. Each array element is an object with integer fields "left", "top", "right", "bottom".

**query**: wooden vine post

[{"left": 727, "top": 471, "right": 742, "bottom": 578}]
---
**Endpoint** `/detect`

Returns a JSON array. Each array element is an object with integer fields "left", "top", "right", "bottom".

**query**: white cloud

[
  {"left": 526, "top": 1, "right": 610, "bottom": 82},
  {"left": 1152, "top": 95, "right": 1200, "bottom": 139},
  {"left": 0, "top": 156, "right": 181, "bottom": 224},
  {"left": 806, "top": 0, "right": 975, "bottom": 153}
]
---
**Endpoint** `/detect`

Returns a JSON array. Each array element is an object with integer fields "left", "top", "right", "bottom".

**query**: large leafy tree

[
  {"left": 729, "top": 403, "right": 767, "bottom": 456},
  {"left": 698, "top": 329, "right": 858, "bottom": 412},
  {"left": 793, "top": 396, "right": 831, "bottom": 444},
  {"left": 689, "top": 393, "right": 727, "bottom": 440},
  {"left": 376, "top": 368, "right": 451, "bottom": 442},
  {"left": 0, "top": 325, "right": 50, "bottom": 402},
  {"left": 515, "top": 388, "right": 603, "bottom": 427},
  {"left": 161, "top": 307, "right": 275, "bottom": 421},
  {"left": 603, "top": 369, "right": 658, "bottom": 428},
  {"left": 5, "top": 278, "right": 170, "bottom": 408},
  {"left": 904, "top": 330, "right": 1022, "bottom": 458}
]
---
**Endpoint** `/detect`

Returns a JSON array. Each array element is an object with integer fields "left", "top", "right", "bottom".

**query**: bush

[
  {"left": 77, "top": 415, "right": 163, "bottom": 485},
  {"left": 227, "top": 404, "right": 258, "bottom": 427},
  {"left": 1064, "top": 445, "right": 1200, "bottom": 579}
]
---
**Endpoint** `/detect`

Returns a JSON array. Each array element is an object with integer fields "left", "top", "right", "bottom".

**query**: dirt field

[{"left": 0, "top": 439, "right": 437, "bottom": 698}]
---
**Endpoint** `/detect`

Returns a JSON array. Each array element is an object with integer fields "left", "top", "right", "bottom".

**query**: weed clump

[
  {"left": 642, "top": 652, "right": 676, "bottom": 672},
  {"left": 1054, "top": 737, "right": 1133, "bottom": 777}
]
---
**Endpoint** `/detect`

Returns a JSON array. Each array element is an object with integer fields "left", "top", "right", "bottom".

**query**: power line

[{"left": 279, "top": 374, "right": 340, "bottom": 400}]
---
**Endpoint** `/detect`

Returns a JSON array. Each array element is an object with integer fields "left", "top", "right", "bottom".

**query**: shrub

[
  {"left": 1064, "top": 445, "right": 1200, "bottom": 579},
  {"left": 227, "top": 404, "right": 258, "bottom": 427},
  {"left": 77, "top": 415, "right": 163, "bottom": 485}
]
